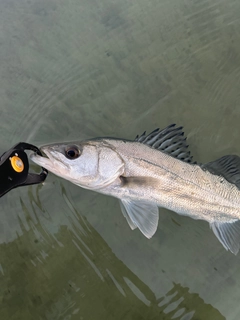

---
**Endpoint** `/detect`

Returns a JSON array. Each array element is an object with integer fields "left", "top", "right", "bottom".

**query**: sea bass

[{"left": 30, "top": 124, "right": 240, "bottom": 254}]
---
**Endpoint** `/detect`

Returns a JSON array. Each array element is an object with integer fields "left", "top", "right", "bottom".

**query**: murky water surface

[{"left": 1, "top": 0, "right": 240, "bottom": 319}]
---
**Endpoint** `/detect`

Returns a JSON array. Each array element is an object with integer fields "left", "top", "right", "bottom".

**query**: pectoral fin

[
  {"left": 119, "top": 199, "right": 159, "bottom": 238},
  {"left": 119, "top": 201, "right": 137, "bottom": 230},
  {"left": 210, "top": 220, "right": 240, "bottom": 255}
]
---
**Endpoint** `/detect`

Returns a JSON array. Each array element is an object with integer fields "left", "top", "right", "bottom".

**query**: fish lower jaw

[{"left": 30, "top": 153, "right": 50, "bottom": 167}]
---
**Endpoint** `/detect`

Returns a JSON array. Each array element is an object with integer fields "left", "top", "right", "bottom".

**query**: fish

[{"left": 30, "top": 124, "right": 240, "bottom": 254}]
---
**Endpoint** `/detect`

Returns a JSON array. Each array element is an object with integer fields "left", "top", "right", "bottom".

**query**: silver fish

[{"left": 30, "top": 124, "right": 240, "bottom": 254}]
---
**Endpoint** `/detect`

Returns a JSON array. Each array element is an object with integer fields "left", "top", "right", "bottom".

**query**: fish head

[{"left": 30, "top": 140, "right": 125, "bottom": 189}]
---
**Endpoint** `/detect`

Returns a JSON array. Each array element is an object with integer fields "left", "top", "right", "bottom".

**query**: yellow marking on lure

[{"left": 10, "top": 156, "right": 24, "bottom": 173}]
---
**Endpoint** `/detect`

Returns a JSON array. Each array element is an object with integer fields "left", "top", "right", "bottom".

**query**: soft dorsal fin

[
  {"left": 134, "top": 124, "right": 195, "bottom": 164},
  {"left": 202, "top": 155, "right": 240, "bottom": 190}
]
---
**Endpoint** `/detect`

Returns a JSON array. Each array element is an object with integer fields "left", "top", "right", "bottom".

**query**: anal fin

[{"left": 210, "top": 220, "right": 240, "bottom": 255}]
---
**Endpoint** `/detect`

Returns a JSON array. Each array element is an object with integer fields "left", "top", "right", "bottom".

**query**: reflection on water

[
  {"left": 0, "top": 185, "right": 224, "bottom": 320},
  {"left": 1, "top": 0, "right": 240, "bottom": 318}
]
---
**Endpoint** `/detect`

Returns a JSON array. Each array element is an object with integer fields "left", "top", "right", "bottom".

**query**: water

[{"left": 1, "top": 0, "right": 240, "bottom": 319}]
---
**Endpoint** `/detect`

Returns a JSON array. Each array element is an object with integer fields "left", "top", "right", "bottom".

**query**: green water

[{"left": 1, "top": 0, "right": 240, "bottom": 319}]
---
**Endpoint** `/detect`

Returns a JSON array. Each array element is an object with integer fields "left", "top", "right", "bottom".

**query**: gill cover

[{"left": 69, "top": 142, "right": 125, "bottom": 189}]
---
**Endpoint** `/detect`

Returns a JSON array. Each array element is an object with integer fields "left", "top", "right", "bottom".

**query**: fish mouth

[
  {"left": 30, "top": 148, "right": 53, "bottom": 169},
  {"left": 30, "top": 146, "right": 68, "bottom": 172}
]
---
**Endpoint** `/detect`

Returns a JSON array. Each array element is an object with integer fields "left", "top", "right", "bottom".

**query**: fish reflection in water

[{"left": 0, "top": 186, "right": 225, "bottom": 320}]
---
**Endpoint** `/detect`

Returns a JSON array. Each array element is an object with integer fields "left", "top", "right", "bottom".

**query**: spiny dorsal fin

[
  {"left": 134, "top": 124, "right": 195, "bottom": 164},
  {"left": 202, "top": 155, "right": 240, "bottom": 190}
]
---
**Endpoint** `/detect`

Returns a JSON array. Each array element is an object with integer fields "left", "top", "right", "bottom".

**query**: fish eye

[{"left": 65, "top": 145, "right": 81, "bottom": 160}]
